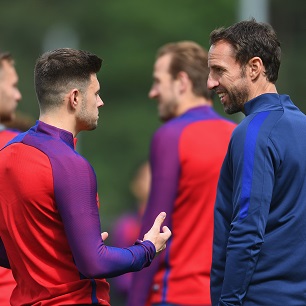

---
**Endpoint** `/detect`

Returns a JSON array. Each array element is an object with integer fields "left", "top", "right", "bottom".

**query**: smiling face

[
  {"left": 207, "top": 40, "right": 250, "bottom": 114},
  {"left": 0, "top": 60, "right": 22, "bottom": 122}
]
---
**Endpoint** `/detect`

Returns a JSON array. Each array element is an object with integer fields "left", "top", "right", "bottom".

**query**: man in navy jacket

[{"left": 208, "top": 18, "right": 306, "bottom": 305}]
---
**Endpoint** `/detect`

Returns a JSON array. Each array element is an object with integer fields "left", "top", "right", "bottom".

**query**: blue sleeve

[
  {"left": 128, "top": 124, "right": 181, "bottom": 306},
  {"left": 212, "top": 113, "right": 279, "bottom": 305},
  {"left": 52, "top": 154, "right": 156, "bottom": 279}
]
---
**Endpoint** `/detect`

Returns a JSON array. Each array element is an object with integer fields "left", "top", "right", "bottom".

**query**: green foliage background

[
  {"left": 1, "top": 0, "right": 306, "bottom": 304},
  {"left": 0, "top": 0, "right": 305, "bottom": 232}
]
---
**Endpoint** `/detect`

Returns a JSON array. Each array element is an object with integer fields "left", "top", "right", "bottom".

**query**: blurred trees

[
  {"left": 270, "top": 0, "right": 306, "bottom": 109},
  {"left": 0, "top": 0, "right": 237, "bottom": 228},
  {"left": 0, "top": 0, "right": 305, "bottom": 231}
]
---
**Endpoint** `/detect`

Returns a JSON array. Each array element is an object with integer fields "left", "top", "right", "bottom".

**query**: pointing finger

[{"left": 152, "top": 212, "right": 167, "bottom": 230}]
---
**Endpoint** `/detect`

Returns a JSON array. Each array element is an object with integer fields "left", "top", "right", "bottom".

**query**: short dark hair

[
  {"left": 0, "top": 51, "right": 14, "bottom": 77},
  {"left": 0, "top": 51, "right": 13, "bottom": 64},
  {"left": 156, "top": 41, "right": 214, "bottom": 100},
  {"left": 209, "top": 18, "right": 281, "bottom": 83},
  {"left": 34, "top": 48, "right": 102, "bottom": 111}
]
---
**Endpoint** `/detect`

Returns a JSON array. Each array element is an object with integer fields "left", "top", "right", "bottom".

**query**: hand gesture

[{"left": 143, "top": 212, "right": 171, "bottom": 255}]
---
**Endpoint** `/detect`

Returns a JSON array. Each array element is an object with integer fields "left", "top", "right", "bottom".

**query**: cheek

[
  {"left": 163, "top": 84, "right": 175, "bottom": 96},
  {"left": 221, "top": 74, "right": 238, "bottom": 89},
  {"left": 2, "top": 90, "right": 12, "bottom": 104}
]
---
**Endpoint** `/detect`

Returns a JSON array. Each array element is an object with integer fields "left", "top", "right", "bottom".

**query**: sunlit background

[{"left": 1, "top": 0, "right": 305, "bottom": 304}]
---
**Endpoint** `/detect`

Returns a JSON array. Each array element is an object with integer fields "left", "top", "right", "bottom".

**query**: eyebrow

[{"left": 209, "top": 64, "right": 225, "bottom": 71}]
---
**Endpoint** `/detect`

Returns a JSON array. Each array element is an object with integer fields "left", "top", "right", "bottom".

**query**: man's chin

[
  {"left": 0, "top": 114, "right": 15, "bottom": 123},
  {"left": 88, "top": 122, "right": 99, "bottom": 131},
  {"left": 159, "top": 112, "right": 175, "bottom": 122},
  {"left": 224, "top": 103, "right": 243, "bottom": 115},
  {"left": 224, "top": 108, "right": 237, "bottom": 115}
]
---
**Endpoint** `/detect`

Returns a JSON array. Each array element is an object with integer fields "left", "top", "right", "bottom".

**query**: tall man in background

[
  {"left": 0, "top": 50, "right": 22, "bottom": 305},
  {"left": 0, "top": 48, "right": 171, "bottom": 306},
  {"left": 128, "top": 41, "right": 236, "bottom": 306},
  {"left": 208, "top": 19, "right": 306, "bottom": 305}
]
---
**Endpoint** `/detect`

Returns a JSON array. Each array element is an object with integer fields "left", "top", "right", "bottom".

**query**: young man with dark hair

[{"left": 0, "top": 48, "right": 171, "bottom": 306}]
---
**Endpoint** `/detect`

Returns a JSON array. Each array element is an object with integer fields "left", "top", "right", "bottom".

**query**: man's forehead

[
  {"left": 208, "top": 41, "right": 235, "bottom": 65},
  {"left": 88, "top": 73, "right": 99, "bottom": 89},
  {"left": 155, "top": 54, "right": 172, "bottom": 70},
  {"left": 0, "top": 60, "right": 16, "bottom": 80}
]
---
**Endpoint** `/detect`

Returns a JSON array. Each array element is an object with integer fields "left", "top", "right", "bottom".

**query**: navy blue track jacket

[{"left": 211, "top": 94, "right": 306, "bottom": 305}]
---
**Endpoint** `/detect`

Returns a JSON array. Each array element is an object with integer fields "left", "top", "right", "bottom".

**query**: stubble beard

[
  {"left": 224, "top": 89, "right": 248, "bottom": 115},
  {"left": 78, "top": 99, "right": 98, "bottom": 131},
  {"left": 224, "top": 77, "right": 249, "bottom": 115},
  {"left": 158, "top": 99, "right": 178, "bottom": 122}
]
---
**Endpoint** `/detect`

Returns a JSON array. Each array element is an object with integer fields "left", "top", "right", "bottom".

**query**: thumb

[
  {"left": 162, "top": 225, "right": 171, "bottom": 236},
  {"left": 101, "top": 231, "right": 109, "bottom": 241},
  {"left": 152, "top": 212, "right": 167, "bottom": 230}
]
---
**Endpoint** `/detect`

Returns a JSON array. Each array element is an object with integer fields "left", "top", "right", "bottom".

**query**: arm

[
  {"left": 210, "top": 153, "right": 232, "bottom": 305},
  {"left": 214, "top": 117, "right": 278, "bottom": 305},
  {"left": 128, "top": 124, "right": 181, "bottom": 306},
  {"left": 54, "top": 155, "right": 170, "bottom": 279}
]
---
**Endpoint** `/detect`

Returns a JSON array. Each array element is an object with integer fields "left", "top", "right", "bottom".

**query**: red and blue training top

[
  {"left": 0, "top": 121, "right": 155, "bottom": 306},
  {"left": 0, "top": 125, "right": 20, "bottom": 306},
  {"left": 128, "top": 106, "right": 236, "bottom": 306}
]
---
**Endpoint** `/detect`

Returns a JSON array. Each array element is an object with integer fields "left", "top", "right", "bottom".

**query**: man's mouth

[{"left": 218, "top": 92, "right": 226, "bottom": 104}]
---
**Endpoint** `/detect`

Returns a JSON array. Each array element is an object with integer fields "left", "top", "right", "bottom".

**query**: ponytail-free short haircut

[
  {"left": 156, "top": 41, "right": 214, "bottom": 100},
  {"left": 34, "top": 48, "right": 102, "bottom": 112},
  {"left": 0, "top": 51, "right": 14, "bottom": 78},
  {"left": 0, "top": 51, "right": 13, "bottom": 65},
  {"left": 209, "top": 18, "right": 281, "bottom": 83}
]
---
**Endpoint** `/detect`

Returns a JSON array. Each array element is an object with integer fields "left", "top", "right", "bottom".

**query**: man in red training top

[
  {"left": 0, "top": 48, "right": 171, "bottom": 306},
  {"left": 0, "top": 50, "right": 22, "bottom": 305},
  {"left": 128, "top": 41, "right": 236, "bottom": 306}
]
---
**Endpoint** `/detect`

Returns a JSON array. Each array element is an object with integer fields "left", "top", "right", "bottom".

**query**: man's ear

[
  {"left": 177, "top": 71, "right": 190, "bottom": 94},
  {"left": 68, "top": 88, "right": 80, "bottom": 109},
  {"left": 248, "top": 57, "right": 264, "bottom": 80}
]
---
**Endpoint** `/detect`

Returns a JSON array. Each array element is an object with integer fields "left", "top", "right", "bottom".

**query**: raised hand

[{"left": 143, "top": 212, "right": 171, "bottom": 255}]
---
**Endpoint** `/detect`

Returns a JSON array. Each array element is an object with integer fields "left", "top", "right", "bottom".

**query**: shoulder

[
  {"left": 23, "top": 130, "right": 94, "bottom": 175},
  {"left": 0, "top": 129, "right": 21, "bottom": 148},
  {"left": 152, "top": 116, "right": 192, "bottom": 141},
  {"left": 150, "top": 120, "right": 187, "bottom": 154}
]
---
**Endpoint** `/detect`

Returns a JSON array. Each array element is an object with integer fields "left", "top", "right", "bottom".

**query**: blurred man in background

[
  {"left": 0, "top": 50, "right": 22, "bottom": 305},
  {"left": 128, "top": 41, "right": 236, "bottom": 306},
  {"left": 0, "top": 51, "right": 22, "bottom": 146}
]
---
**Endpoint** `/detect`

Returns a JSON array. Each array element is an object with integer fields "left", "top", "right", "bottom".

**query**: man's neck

[
  {"left": 176, "top": 96, "right": 213, "bottom": 117},
  {"left": 39, "top": 113, "right": 77, "bottom": 137}
]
